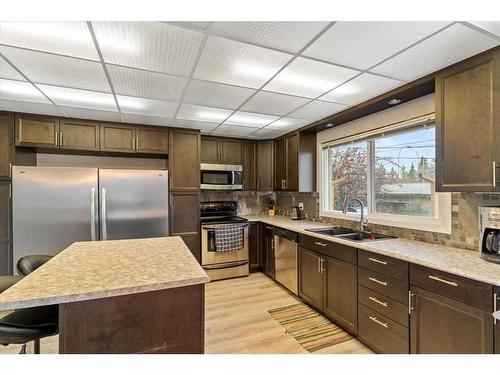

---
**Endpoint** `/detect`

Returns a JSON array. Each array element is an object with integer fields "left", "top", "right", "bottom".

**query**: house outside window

[{"left": 320, "top": 115, "right": 451, "bottom": 234}]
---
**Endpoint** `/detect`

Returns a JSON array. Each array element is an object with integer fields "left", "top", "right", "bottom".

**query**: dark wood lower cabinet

[
  {"left": 59, "top": 284, "right": 204, "bottom": 354},
  {"left": 410, "top": 286, "right": 494, "bottom": 354},
  {"left": 0, "top": 242, "right": 10, "bottom": 276},
  {"left": 298, "top": 246, "right": 323, "bottom": 311},
  {"left": 261, "top": 225, "right": 275, "bottom": 279},
  {"left": 248, "top": 222, "right": 260, "bottom": 272},
  {"left": 323, "top": 255, "right": 357, "bottom": 334}
]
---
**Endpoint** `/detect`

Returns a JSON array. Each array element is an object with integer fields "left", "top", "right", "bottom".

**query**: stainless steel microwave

[{"left": 200, "top": 163, "right": 243, "bottom": 190}]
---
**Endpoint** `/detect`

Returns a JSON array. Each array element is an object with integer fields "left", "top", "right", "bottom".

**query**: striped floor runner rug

[{"left": 268, "top": 303, "right": 353, "bottom": 352}]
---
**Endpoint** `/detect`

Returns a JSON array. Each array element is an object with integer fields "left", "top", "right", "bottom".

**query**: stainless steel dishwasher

[{"left": 274, "top": 228, "right": 298, "bottom": 295}]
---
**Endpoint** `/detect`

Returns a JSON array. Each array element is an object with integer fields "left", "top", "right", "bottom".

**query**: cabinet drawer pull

[
  {"left": 314, "top": 241, "right": 327, "bottom": 247},
  {"left": 369, "top": 316, "right": 388, "bottom": 328},
  {"left": 265, "top": 226, "right": 273, "bottom": 230},
  {"left": 428, "top": 275, "right": 458, "bottom": 287},
  {"left": 369, "top": 296, "right": 388, "bottom": 307},
  {"left": 369, "top": 277, "right": 388, "bottom": 286},
  {"left": 368, "top": 257, "right": 387, "bottom": 265}
]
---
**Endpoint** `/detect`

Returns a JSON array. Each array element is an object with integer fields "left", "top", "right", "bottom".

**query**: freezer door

[
  {"left": 98, "top": 169, "right": 168, "bottom": 240},
  {"left": 12, "top": 166, "right": 98, "bottom": 269}
]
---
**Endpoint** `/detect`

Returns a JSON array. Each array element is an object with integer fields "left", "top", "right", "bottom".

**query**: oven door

[{"left": 201, "top": 223, "right": 249, "bottom": 266}]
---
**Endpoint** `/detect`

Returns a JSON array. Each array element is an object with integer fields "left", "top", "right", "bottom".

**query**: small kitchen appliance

[
  {"left": 479, "top": 206, "right": 500, "bottom": 264},
  {"left": 290, "top": 206, "right": 303, "bottom": 220}
]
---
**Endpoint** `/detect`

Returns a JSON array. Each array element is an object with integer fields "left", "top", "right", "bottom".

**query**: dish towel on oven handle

[{"left": 215, "top": 224, "right": 245, "bottom": 252}]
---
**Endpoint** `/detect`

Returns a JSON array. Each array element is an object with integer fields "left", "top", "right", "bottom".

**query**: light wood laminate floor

[{"left": 0, "top": 272, "right": 371, "bottom": 354}]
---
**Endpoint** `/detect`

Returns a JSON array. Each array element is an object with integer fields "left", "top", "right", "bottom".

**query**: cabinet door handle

[
  {"left": 59, "top": 132, "right": 63, "bottom": 147},
  {"left": 428, "top": 275, "right": 458, "bottom": 287},
  {"left": 314, "top": 241, "right": 327, "bottom": 247},
  {"left": 136, "top": 136, "right": 139, "bottom": 151},
  {"left": 409, "top": 291, "right": 414, "bottom": 315},
  {"left": 368, "top": 257, "right": 387, "bottom": 265},
  {"left": 55, "top": 131, "right": 59, "bottom": 146},
  {"left": 493, "top": 161, "right": 496, "bottom": 188},
  {"left": 369, "top": 296, "right": 388, "bottom": 307},
  {"left": 494, "top": 292, "right": 498, "bottom": 324},
  {"left": 369, "top": 315, "right": 388, "bottom": 328},
  {"left": 369, "top": 277, "right": 388, "bottom": 286},
  {"left": 9, "top": 163, "right": 12, "bottom": 179},
  {"left": 317, "top": 257, "right": 321, "bottom": 273}
]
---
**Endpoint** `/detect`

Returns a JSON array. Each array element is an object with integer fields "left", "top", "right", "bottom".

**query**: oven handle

[
  {"left": 202, "top": 223, "right": 249, "bottom": 230},
  {"left": 202, "top": 260, "right": 249, "bottom": 270}
]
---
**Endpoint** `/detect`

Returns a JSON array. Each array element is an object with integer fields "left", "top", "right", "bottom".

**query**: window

[{"left": 320, "top": 116, "right": 451, "bottom": 233}]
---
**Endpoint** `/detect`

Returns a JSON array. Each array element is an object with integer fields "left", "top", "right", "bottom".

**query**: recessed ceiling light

[
  {"left": 388, "top": 98, "right": 402, "bottom": 105},
  {"left": 325, "top": 123, "right": 334, "bottom": 128}
]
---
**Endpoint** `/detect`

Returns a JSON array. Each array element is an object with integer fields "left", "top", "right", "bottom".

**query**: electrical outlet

[{"left": 298, "top": 202, "right": 304, "bottom": 210}]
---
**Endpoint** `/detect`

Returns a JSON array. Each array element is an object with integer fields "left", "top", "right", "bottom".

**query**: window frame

[{"left": 319, "top": 115, "right": 451, "bottom": 234}]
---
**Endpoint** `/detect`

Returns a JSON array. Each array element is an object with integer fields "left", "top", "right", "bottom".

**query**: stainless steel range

[{"left": 200, "top": 201, "right": 249, "bottom": 281}]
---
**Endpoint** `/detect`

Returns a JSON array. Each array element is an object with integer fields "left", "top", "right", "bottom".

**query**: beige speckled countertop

[
  {"left": 0, "top": 237, "right": 210, "bottom": 311},
  {"left": 243, "top": 214, "right": 500, "bottom": 287}
]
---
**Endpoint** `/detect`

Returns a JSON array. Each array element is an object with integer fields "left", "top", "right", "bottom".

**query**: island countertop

[{"left": 0, "top": 237, "right": 210, "bottom": 311}]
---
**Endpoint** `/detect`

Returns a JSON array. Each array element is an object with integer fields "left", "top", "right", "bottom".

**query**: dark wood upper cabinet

[
  {"left": 169, "top": 129, "right": 200, "bottom": 192},
  {"left": 256, "top": 141, "right": 273, "bottom": 191},
  {"left": 220, "top": 139, "right": 242, "bottom": 164},
  {"left": 436, "top": 49, "right": 500, "bottom": 192},
  {"left": 200, "top": 137, "right": 220, "bottom": 164},
  {"left": 59, "top": 119, "right": 99, "bottom": 151},
  {"left": 242, "top": 141, "right": 256, "bottom": 190},
  {"left": 274, "top": 131, "right": 316, "bottom": 192},
  {"left": 15, "top": 114, "right": 59, "bottom": 148},
  {"left": 201, "top": 136, "right": 242, "bottom": 165},
  {"left": 0, "top": 113, "right": 14, "bottom": 180},
  {"left": 323, "top": 255, "right": 357, "bottom": 334},
  {"left": 298, "top": 246, "right": 323, "bottom": 311},
  {"left": 410, "top": 286, "right": 494, "bottom": 353},
  {"left": 136, "top": 126, "right": 168, "bottom": 154},
  {"left": 248, "top": 221, "right": 260, "bottom": 272},
  {"left": 100, "top": 123, "right": 136, "bottom": 153}
]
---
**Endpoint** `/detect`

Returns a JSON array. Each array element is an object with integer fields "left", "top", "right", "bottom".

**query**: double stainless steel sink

[{"left": 305, "top": 227, "right": 395, "bottom": 242}]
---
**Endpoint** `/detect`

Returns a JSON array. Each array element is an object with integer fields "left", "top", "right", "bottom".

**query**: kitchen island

[{"left": 0, "top": 237, "right": 210, "bottom": 354}]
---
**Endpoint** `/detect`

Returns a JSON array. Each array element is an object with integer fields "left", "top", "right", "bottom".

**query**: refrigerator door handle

[
  {"left": 101, "top": 188, "right": 107, "bottom": 240},
  {"left": 91, "top": 187, "right": 96, "bottom": 241}
]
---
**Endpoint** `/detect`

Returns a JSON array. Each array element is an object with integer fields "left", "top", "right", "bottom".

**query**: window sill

[{"left": 319, "top": 210, "right": 451, "bottom": 235}]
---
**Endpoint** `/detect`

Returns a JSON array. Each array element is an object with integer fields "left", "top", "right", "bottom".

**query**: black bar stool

[{"left": 0, "top": 255, "right": 58, "bottom": 354}]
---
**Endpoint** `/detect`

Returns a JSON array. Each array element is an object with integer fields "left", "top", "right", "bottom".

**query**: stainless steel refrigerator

[{"left": 12, "top": 166, "right": 169, "bottom": 270}]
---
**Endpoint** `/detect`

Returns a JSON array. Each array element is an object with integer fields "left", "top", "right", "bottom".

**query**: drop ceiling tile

[
  {"left": 371, "top": 23, "right": 500, "bottom": 81},
  {"left": 61, "top": 106, "right": 122, "bottom": 122},
  {"left": 0, "top": 56, "right": 25, "bottom": 81},
  {"left": 265, "top": 117, "right": 309, "bottom": 130},
  {"left": 0, "top": 79, "right": 49, "bottom": 103},
  {"left": 92, "top": 22, "right": 204, "bottom": 76},
  {"left": 0, "top": 99, "right": 62, "bottom": 116},
  {"left": 289, "top": 100, "right": 347, "bottom": 120},
  {"left": 168, "top": 22, "right": 211, "bottom": 32},
  {"left": 303, "top": 22, "right": 451, "bottom": 70},
  {"left": 469, "top": 22, "right": 500, "bottom": 38},
  {"left": 117, "top": 95, "right": 178, "bottom": 117},
  {"left": 223, "top": 111, "right": 278, "bottom": 128},
  {"left": 171, "top": 118, "right": 219, "bottom": 133},
  {"left": 211, "top": 22, "right": 329, "bottom": 53},
  {"left": 263, "top": 57, "right": 358, "bottom": 98},
  {"left": 184, "top": 79, "right": 255, "bottom": 109},
  {"left": 0, "top": 21, "right": 99, "bottom": 60},
  {"left": 107, "top": 65, "right": 188, "bottom": 101},
  {"left": 1, "top": 46, "right": 110, "bottom": 92},
  {"left": 121, "top": 113, "right": 171, "bottom": 127},
  {"left": 194, "top": 35, "right": 293, "bottom": 89},
  {"left": 240, "top": 91, "right": 310, "bottom": 116},
  {"left": 38, "top": 84, "right": 117, "bottom": 112},
  {"left": 212, "top": 124, "right": 258, "bottom": 137},
  {"left": 320, "top": 73, "right": 403, "bottom": 106},
  {"left": 177, "top": 103, "right": 233, "bottom": 123},
  {"left": 251, "top": 128, "right": 288, "bottom": 139}
]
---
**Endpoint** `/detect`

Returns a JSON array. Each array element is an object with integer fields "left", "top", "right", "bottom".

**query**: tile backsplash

[
  {"left": 274, "top": 191, "right": 500, "bottom": 252},
  {"left": 201, "top": 189, "right": 498, "bottom": 252}
]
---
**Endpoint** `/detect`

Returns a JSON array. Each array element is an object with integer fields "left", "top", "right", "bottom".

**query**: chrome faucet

[{"left": 342, "top": 198, "right": 370, "bottom": 232}]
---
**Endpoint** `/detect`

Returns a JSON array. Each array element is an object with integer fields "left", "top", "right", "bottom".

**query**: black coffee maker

[{"left": 479, "top": 206, "right": 500, "bottom": 264}]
